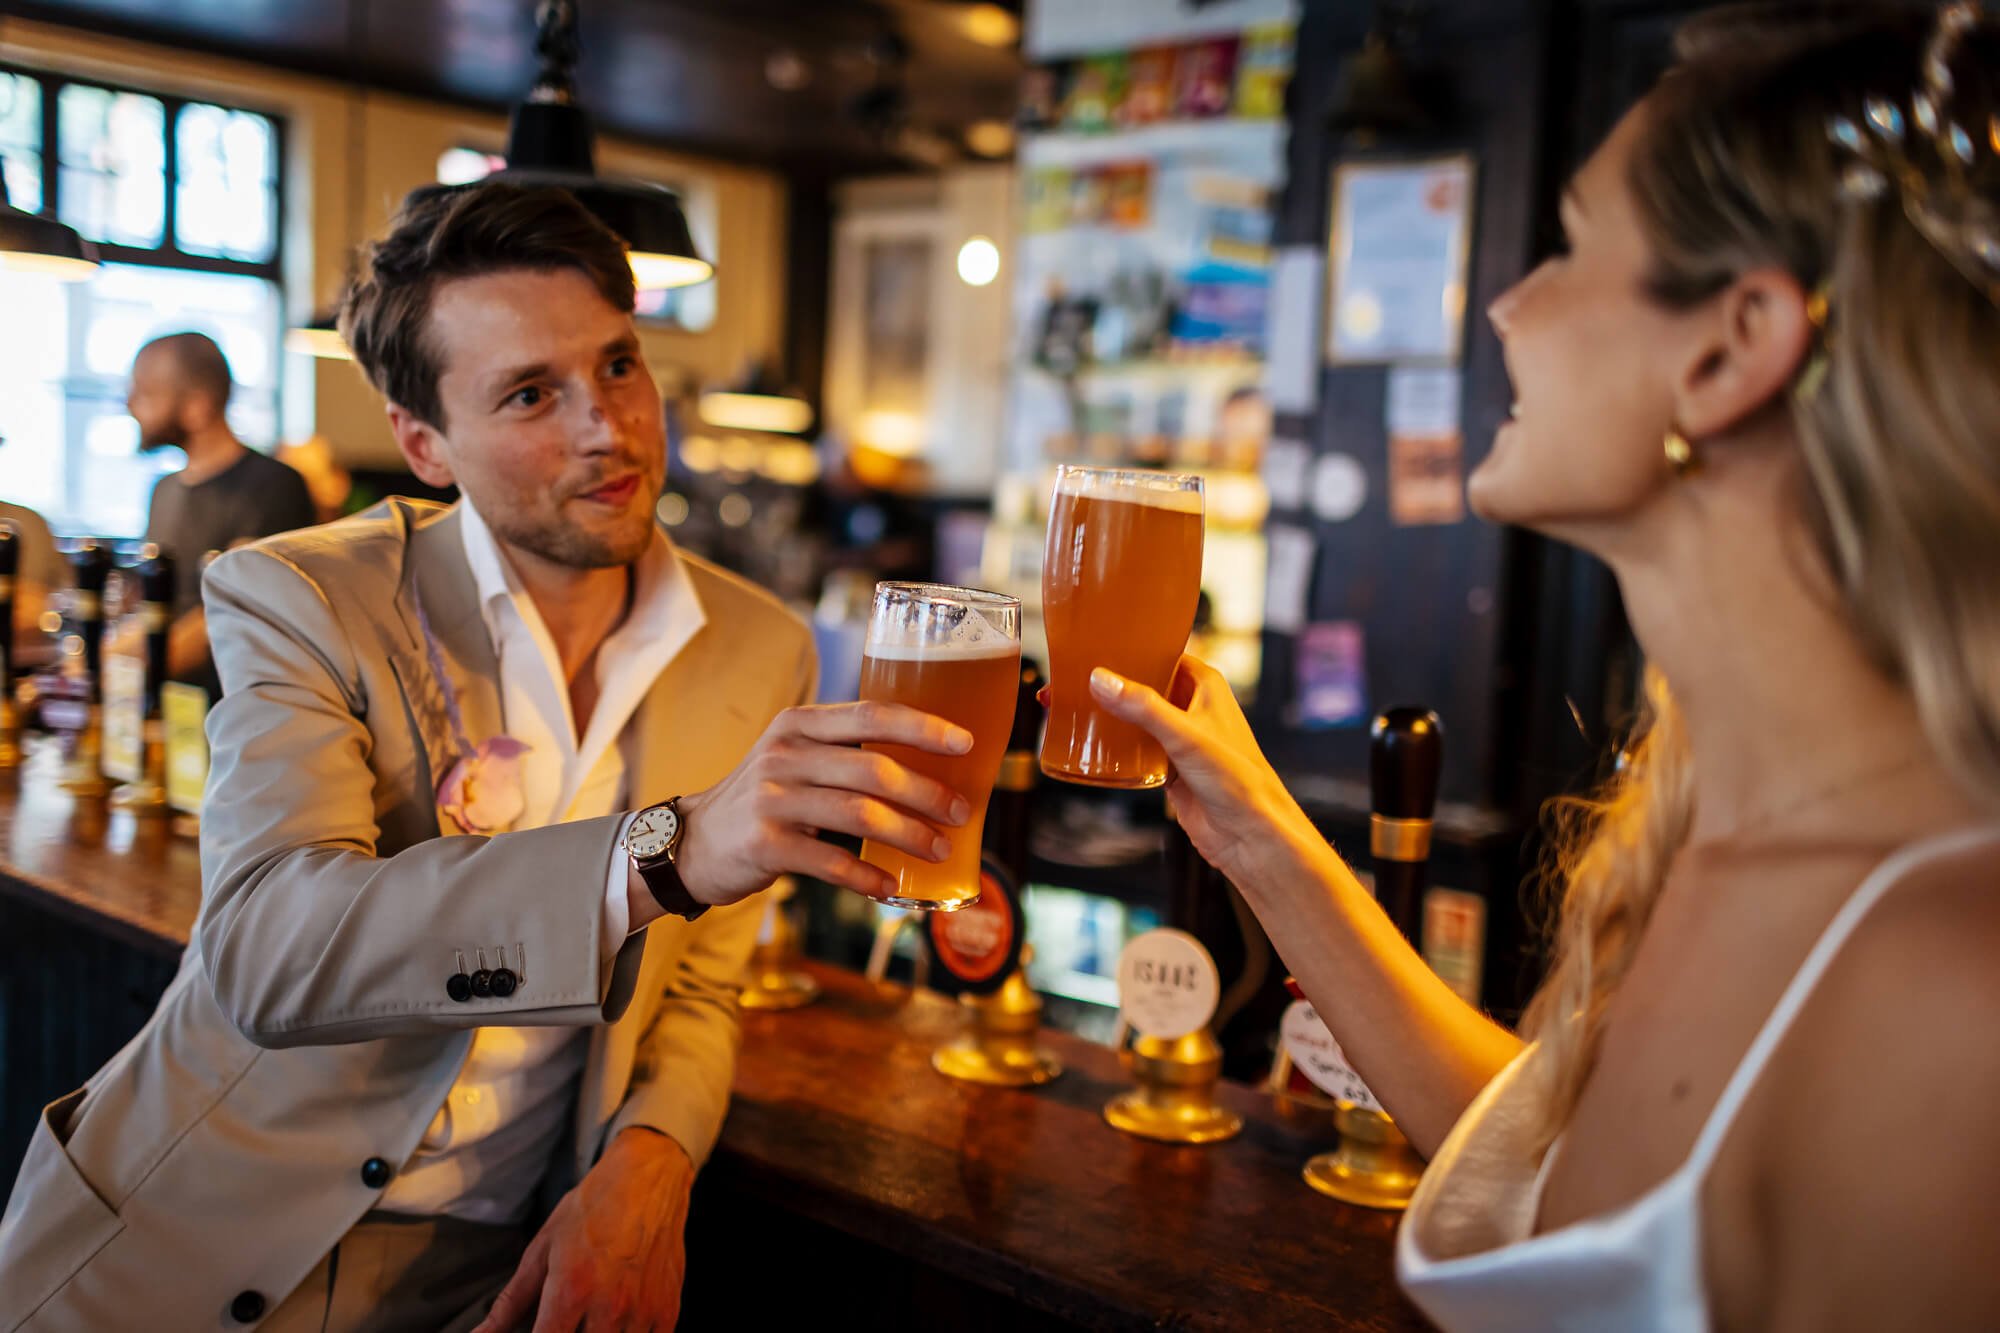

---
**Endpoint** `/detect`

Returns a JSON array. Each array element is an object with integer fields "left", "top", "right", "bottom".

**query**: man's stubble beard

[{"left": 494, "top": 500, "right": 655, "bottom": 572}]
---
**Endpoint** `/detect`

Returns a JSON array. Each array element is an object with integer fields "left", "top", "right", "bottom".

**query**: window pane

[
  {"left": 0, "top": 269, "right": 69, "bottom": 520},
  {"left": 0, "top": 261, "right": 280, "bottom": 537},
  {"left": 0, "top": 72, "right": 42, "bottom": 214},
  {"left": 57, "top": 85, "right": 166, "bottom": 248},
  {"left": 175, "top": 103, "right": 277, "bottom": 261}
]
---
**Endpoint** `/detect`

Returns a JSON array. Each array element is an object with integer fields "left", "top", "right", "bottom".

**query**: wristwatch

[{"left": 621, "top": 797, "right": 708, "bottom": 922}]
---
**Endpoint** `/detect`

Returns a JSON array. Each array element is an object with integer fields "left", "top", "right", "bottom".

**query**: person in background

[
  {"left": 129, "top": 331, "right": 317, "bottom": 693},
  {"left": 0, "top": 431, "right": 65, "bottom": 672},
  {"left": 1090, "top": 5, "right": 2000, "bottom": 1329}
]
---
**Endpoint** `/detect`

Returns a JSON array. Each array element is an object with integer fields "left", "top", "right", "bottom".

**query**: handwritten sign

[
  {"left": 162, "top": 682, "right": 209, "bottom": 813},
  {"left": 1280, "top": 999, "right": 1383, "bottom": 1112},
  {"left": 101, "top": 655, "right": 147, "bottom": 784},
  {"left": 1116, "top": 928, "right": 1220, "bottom": 1041}
]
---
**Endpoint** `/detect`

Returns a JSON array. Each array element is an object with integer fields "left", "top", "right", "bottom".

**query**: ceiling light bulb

[{"left": 957, "top": 236, "right": 1001, "bottom": 287}]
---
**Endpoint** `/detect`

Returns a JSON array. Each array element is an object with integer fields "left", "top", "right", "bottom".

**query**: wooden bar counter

[{"left": 1, "top": 748, "right": 1427, "bottom": 1331}]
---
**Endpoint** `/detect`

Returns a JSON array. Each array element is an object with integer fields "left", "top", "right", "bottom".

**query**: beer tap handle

[
  {"left": 1369, "top": 707, "right": 1443, "bottom": 945},
  {"left": 139, "top": 546, "right": 175, "bottom": 714},
  {"left": 0, "top": 524, "right": 17, "bottom": 692},
  {"left": 69, "top": 540, "right": 113, "bottom": 701}
]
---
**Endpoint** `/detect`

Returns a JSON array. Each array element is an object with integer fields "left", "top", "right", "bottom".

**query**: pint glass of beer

[
  {"left": 858, "top": 582, "right": 1022, "bottom": 911},
  {"left": 1040, "top": 466, "right": 1204, "bottom": 789}
]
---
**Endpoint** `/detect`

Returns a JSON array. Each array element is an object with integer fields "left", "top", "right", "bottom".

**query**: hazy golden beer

[
  {"left": 858, "top": 583, "right": 1022, "bottom": 911},
  {"left": 1040, "top": 467, "right": 1204, "bottom": 788}
]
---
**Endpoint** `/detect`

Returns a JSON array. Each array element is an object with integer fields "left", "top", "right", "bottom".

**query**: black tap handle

[
  {"left": 1010, "top": 657, "right": 1045, "bottom": 755},
  {"left": 70, "top": 540, "right": 113, "bottom": 698},
  {"left": 1368, "top": 707, "right": 1443, "bottom": 943},
  {"left": 0, "top": 525, "right": 15, "bottom": 692},
  {"left": 1369, "top": 706, "right": 1443, "bottom": 831},
  {"left": 139, "top": 544, "right": 175, "bottom": 610},
  {"left": 138, "top": 546, "right": 175, "bottom": 713}
]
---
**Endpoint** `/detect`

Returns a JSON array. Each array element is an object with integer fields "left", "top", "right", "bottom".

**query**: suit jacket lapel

[
  {"left": 391, "top": 503, "right": 506, "bottom": 834},
  {"left": 576, "top": 562, "right": 776, "bottom": 1172}
]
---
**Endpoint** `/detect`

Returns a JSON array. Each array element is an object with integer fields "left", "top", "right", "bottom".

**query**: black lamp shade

[
  {"left": 0, "top": 169, "right": 100, "bottom": 281},
  {"left": 494, "top": 167, "right": 713, "bottom": 290},
  {"left": 407, "top": 5, "right": 714, "bottom": 293}
]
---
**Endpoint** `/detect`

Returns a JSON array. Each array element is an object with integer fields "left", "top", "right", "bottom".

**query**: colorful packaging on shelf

[
  {"left": 1119, "top": 46, "right": 1177, "bottom": 126},
  {"left": 1173, "top": 36, "right": 1240, "bottom": 119},
  {"left": 1063, "top": 52, "right": 1127, "bottom": 131},
  {"left": 1235, "top": 22, "right": 1295, "bottom": 118}
]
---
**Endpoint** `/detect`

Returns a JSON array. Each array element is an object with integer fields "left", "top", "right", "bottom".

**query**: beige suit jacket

[{"left": 0, "top": 499, "right": 814, "bottom": 1330}]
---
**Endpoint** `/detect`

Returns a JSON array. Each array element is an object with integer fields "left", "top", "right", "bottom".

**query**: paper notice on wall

[
  {"left": 1387, "top": 365, "right": 1460, "bottom": 435},
  {"left": 1295, "top": 621, "right": 1367, "bottom": 729},
  {"left": 162, "top": 682, "right": 210, "bottom": 814},
  {"left": 102, "top": 655, "right": 146, "bottom": 785},
  {"left": 1262, "top": 523, "right": 1315, "bottom": 635},
  {"left": 1310, "top": 452, "right": 1368, "bottom": 523},
  {"left": 1264, "top": 247, "right": 1324, "bottom": 414},
  {"left": 1262, "top": 436, "right": 1310, "bottom": 509},
  {"left": 1423, "top": 887, "right": 1486, "bottom": 1006},
  {"left": 1385, "top": 365, "right": 1466, "bottom": 525}
]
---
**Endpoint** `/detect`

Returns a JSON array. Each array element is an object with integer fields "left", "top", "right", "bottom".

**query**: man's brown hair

[{"left": 339, "top": 182, "right": 635, "bottom": 429}]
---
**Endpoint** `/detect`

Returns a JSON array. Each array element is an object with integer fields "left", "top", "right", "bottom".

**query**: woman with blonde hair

[{"left": 1089, "top": 4, "right": 2000, "bottom": 1327}]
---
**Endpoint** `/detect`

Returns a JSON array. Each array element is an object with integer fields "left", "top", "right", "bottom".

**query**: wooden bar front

[{"left": 0, "top": 751, "right": 1426, "bottom": 1330}]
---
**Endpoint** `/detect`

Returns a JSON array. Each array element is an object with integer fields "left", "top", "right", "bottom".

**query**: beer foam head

[
  {"left": 866, "top": 585, "right": 1020, "bottom": 659},
  {"left": 1053, "top": 467, "right": 1204, "bottom": 514}
]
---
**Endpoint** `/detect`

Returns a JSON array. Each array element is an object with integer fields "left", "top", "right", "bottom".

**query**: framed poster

[{"left": 1325, "top": 154, "right": 1476, "bottom": 365}]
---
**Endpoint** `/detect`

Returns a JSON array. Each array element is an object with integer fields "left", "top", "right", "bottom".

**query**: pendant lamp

[
  {"left": 0, "top": 159, "right": 99, "bottom": 281},
  {"left": 408, "top": 0, "right": 713, "bottom": 292}
]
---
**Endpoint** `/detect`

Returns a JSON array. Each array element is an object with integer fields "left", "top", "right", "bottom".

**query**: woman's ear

[{"left": 1672, "top": 266, "right": 1813, "bottom": 439}]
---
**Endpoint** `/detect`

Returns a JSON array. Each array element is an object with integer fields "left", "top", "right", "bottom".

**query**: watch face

[{"left": 626, "top": 804, "right": 680, "bottom": 861}]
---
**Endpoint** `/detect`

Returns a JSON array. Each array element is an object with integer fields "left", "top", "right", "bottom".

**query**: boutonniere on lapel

[{"left": 414, "top": 588, "right": 530, "bottom": 835}]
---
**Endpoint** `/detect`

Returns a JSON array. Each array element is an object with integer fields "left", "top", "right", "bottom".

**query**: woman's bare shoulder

[{"left": 1746, "top": 831, "right": 2000, "bottom": 1328}]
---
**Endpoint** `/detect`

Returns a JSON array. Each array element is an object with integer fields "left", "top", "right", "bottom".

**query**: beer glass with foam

[
  {"left": 858, "top": 582, "right": 1022, "bottom": 911},
  {"left": 1040, "top": 466, "right": 1205, "bottom": 789}
]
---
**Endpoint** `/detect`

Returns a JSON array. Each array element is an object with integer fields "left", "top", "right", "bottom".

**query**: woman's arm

[{"left": 1091, "top": 659, "right": 1521, "bottom": 1155}]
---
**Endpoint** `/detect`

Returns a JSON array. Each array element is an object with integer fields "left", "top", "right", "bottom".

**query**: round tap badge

[
  {"left": 923, "top": 855, "right": 1024, "bottom": 996},
  {"left": 1279, "top": 999, "right": 1384, "bottom": 1112},
  {"left": 1115, "top": 928, "right": 1221, "bottom": 1041}
]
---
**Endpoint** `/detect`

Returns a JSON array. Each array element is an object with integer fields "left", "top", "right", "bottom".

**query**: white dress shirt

[{"left": 378, "top": 501, "right": 706, "bottom": 1223}]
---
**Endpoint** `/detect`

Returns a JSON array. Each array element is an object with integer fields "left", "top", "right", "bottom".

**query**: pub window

[{"left": 0, "top": 67, "right": 285, "bottom": 539}]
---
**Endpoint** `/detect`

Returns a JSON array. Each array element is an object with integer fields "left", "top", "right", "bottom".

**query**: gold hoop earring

[{"left": 1664, "top": 430, "right": 1696, "bottom": 476}]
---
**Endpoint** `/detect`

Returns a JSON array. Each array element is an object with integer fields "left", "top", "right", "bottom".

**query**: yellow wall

[{"left": 0, "top": 17, "right": 789, "bottom": 469}]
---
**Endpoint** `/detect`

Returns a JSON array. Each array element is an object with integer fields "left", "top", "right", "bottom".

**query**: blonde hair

[{"left": 1520, "top": 4, "right": 2000, "bottom": 1148}]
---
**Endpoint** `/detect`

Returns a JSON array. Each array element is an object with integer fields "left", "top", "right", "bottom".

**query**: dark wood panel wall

[{"left": 1249, "top": 0, "right": 1712, "bottom": 1017}]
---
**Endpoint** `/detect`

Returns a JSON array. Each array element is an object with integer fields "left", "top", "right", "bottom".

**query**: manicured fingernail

[
  {"left": 1091, "top": 668, "right": 1124, "bottom": 699},
  {"left": 948, "top": 727, "right": 974, "bottom": 753},
  {"left": 950, "top": 797, "right": 972, "bottom": 825},
  {"left": 932, "top": 836, "right": 953, "bottom": 861}
]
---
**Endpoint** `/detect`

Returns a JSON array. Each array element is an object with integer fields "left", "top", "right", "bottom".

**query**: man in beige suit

[{"left": 0, "top": 183, "right": 971, "bottom": 1331}]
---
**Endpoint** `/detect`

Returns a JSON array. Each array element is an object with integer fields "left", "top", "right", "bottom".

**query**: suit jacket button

[
  {"left": 230, "top": 1290, "right": 266, "bottom": 1323},
  {"left": 360, "top": 1156, "right": 393, "bottom": 1189},
  {"left": 470, "top": 969, "right": 493, "bottom": 998},
  {"left": 446, "top": 972, "right": 472, "bottom": 1002},
  {"left": 489, "top": 968, "right": 517, "bottom": 998}
]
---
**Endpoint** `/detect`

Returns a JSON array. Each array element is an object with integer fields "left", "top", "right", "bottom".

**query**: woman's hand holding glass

[{"left": 1086, "top": 656, "right": 1326, "bottom": 890}]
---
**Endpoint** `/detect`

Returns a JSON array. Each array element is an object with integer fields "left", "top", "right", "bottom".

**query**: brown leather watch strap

[{"left": 636, "top": 852, "right": 709, "bottom": 922}]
